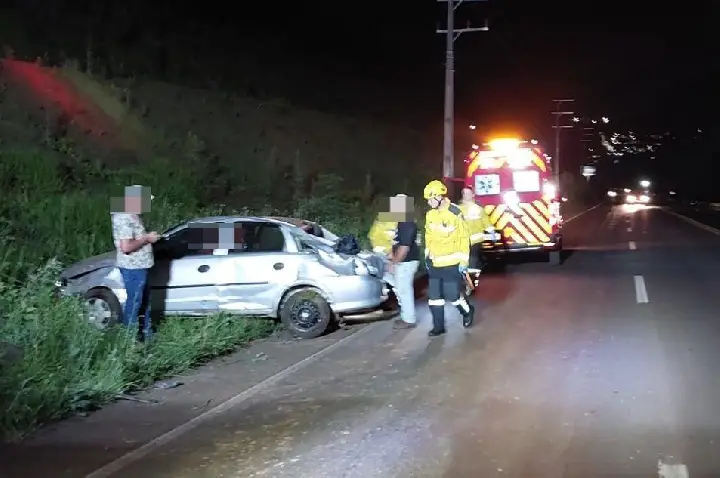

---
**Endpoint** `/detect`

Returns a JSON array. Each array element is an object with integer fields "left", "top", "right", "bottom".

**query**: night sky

[{"left": 2, "top": 0, "right": 717, "bottom": 193}]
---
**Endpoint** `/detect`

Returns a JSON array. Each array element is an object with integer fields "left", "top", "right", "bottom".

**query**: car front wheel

[
  {"left": 279, "top": 287, "right": 333, "bottom": 339},
  {"left": 84, "top": 288, "right": 122, "bottom": 329}
]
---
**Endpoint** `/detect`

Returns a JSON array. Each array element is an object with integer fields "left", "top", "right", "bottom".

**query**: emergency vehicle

[{"left": 463, "top": 138, "right": 563, "bottom": 265}]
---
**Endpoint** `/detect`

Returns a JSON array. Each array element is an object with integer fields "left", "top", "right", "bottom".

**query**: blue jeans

[
  {"left": 385, "top": 260, "right": 420, "bottom": 324},
  {"left": 119, "top": 267, "right": 152, "bottom": 339}
]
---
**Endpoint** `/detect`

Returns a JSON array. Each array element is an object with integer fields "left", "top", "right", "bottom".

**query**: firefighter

[
  {"left": 367, "top": 212, "right": 397, "bottom": 255},
  {"left": 423, "top": 180, "right": 475, "bottom": 336},
  {"left": 459, "top": 187, "right": 493, "bottom": 292}
]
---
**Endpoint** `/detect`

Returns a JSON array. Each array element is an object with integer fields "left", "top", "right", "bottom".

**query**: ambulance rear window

[
  {"left": 474, "top": 174, "right": 501, "bottom": 196},
  {"left": 513, "top": 170, "right": 540, "bottom": 192}
]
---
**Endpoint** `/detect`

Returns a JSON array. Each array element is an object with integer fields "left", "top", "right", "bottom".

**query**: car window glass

[
  {"left": 232, "top": 223, "right": 285, "bottom": 253},
  {"left": 157, "top": 223, "right": 220, "bottom": 259}
]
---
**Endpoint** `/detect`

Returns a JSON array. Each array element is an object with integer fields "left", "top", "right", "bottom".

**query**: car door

[
  {"left": 149, "top": 225, "right": 230, "bottom": 314},
  {"left": 217, "top": 222, "right": 297, "bottom": 314}
]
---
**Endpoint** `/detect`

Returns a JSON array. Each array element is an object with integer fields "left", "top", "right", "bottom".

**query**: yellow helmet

[{"left": 423, "top": 180, "right": 448, "bottom": 200}]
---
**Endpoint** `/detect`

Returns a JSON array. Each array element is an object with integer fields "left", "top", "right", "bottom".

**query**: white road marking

[
  {"left": 634, "top": 275, "right": 649, "bottom": 303},
  {"left": 85, "top": 322, "right": 383, "bottom": 478},
  {"left": 662, "top": 207, "right": 720, "bottom": 236},
  {"left": 629, "top": 241, "right": 636, "bottom": 250},
  {"left": 658, "top": 460, "right": 689, "bottom": 477}
]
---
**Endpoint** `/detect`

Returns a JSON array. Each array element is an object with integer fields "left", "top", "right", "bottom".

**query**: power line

[{"left": 437, "top": 0, "right": 489, "bottom": 181}]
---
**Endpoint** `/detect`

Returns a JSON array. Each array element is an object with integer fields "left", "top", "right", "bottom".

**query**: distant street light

[
  {"left": 601, "top": 116, "right": 610, "bottom": 123},
  {"left": 469, "top": 124, "right": 476, "bottom": 130},
  {"left": 530, "top": 139, "right": 538, "bottom": 144},
  {"left": 572, "top": 117, "right": 580, "bottom": 122},
  {"left": 639, "top": 180, "right": 650, "bottom": 188}
]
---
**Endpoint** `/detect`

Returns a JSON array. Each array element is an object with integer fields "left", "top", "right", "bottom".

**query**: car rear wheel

[
  {"left": 279, "top": 287, "right": 332, "bottom": 339},
  {"left": 84, "top": 288, "right": 122, "bottom": 329}
]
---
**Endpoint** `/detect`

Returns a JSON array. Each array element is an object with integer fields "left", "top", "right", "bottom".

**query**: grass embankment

[{"left": 0, "top": 148, "right": 392, "bottom": 441}]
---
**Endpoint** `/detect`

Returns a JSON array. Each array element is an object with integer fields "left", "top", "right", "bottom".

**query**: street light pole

[
  {"left": 437, "top": 0, "right": 489, "bottom": 181},
  {"left": 551, "top": 99, "right": 574, "bottom": 185}
]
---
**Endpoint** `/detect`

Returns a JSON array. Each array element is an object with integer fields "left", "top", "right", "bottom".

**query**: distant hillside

[{"left": 0, "top": 59, "right": 440, "bottom": 208}]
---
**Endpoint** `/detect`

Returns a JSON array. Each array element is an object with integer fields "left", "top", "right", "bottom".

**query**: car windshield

[
  {"left": 288, "top": 226, "right": 335, "bottom": 252},
  {"left": 162, "top": 221, "right": 188, "bottom": 236}
]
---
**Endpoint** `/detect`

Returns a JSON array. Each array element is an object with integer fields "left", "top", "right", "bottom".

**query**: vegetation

[{"left": 0, "top": 49, "right": 432, "bottom": 440}]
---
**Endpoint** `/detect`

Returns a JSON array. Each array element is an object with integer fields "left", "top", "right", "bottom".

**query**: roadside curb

[{"left": 661, "top": 207, "right": 720, "bottom": 236}]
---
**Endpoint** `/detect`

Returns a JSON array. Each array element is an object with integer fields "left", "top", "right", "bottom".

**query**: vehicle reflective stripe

[
  {"left": 428, "top": 299, "right": 445, "bottom": 306},
  {"left": 532, "top": 156, "right": 546, "bottom": 171},
  {"left": 532, "top": 199, "right": 550, "bottom": 218},
  {"left": 496, "top": 211, "right": 511, "bottom": 230},
  {"left": 503, "top": 215, "right": 538, "bottom": 244},
  {"left": 513, "top": 217, "right": 538, "bottom": 243},
  {"left": 520, "top": 214, "right": 549, "bottom": 242},
  {"left": 522, "top": 202, "right": 552, "bottom": 234},
  {"left": 489, "top": 204, "right": 506, "bottom": 224}
]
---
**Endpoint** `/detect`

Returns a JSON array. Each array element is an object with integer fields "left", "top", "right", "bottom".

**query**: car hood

[{"left": 60, "top": 251, "right": 116, "bottom": 279}]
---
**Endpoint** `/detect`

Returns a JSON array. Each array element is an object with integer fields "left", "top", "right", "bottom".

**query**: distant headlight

[
  {"left": 626, "top": 195, "right": 637, "bottom": 203},
  {"left": 639, "top": 195, "right": 650, "bottom": 203}
]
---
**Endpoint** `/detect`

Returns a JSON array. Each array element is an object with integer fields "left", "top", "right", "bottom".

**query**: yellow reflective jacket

[
  {"left": 367, "top": 216, "right": 398, "bottom": 254},
  {"left": 424, "top": 201, "right": 470, "bottom": 268},
  {"left": 459, "top": 201, "right": 493, "bottom": 245}
]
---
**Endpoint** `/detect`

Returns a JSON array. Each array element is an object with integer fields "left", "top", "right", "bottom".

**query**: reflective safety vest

[
  {"left": 367, "top": 216, "right": 397, "bottom": 254},
  {"left": 424, "top": 201, "right": 470, "bottom": 268},
  {"left": 459, "top": 201, "right": 493, "bottom": 245}
]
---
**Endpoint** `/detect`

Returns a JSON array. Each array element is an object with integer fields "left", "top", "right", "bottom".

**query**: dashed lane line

[{"left": 634, "top": 275, "right": 649, "bottom": 303}]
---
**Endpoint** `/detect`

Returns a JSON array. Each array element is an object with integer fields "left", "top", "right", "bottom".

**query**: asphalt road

[{"left": 6, "top": 202, "right": 720, "bottom": 477}]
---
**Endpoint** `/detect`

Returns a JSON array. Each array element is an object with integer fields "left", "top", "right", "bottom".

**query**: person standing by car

[
  {"left": 423, "top": 180, "right": 475, "bottom": 337},
  {"left": 111, "top": 185, "right": 159, "bottom": 341},
  {"left": 386, "top": 194, "right": 420, "bottom": 329}
]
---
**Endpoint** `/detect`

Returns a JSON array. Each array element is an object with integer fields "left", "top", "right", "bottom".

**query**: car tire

[
  {"left": 279, "top": 287, "right": 333, "bottom": 339},
  {"left": 84, "top": 288, "right": 122, "bottom": 329}
]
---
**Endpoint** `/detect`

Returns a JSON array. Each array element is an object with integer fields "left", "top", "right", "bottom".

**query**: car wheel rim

[
  {"left": 86, "top": 298, "right": 114, "bottom": 329},
  {"left": 290, "top": 300, "right": 321, "bottom": 331}
]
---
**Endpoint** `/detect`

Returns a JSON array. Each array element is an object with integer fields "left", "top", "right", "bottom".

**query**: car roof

[{"left": 185, "top": 215, "right": 286, "bottom": 226}]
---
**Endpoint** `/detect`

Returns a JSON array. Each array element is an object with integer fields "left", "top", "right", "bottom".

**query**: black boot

[
  {"left": 428, "top": 305, "right": 446, "bottom": 337},
  {"left": 462, "top": 303, "right": 476, "bottom": 328}
]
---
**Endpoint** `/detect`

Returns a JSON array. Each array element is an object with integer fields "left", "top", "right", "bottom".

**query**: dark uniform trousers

[
  {"left": 469, "top": 243, "right": 484, "bottom": 271},
  {"left": 427, "top": 264, "right": 472, "bottom": 331}
]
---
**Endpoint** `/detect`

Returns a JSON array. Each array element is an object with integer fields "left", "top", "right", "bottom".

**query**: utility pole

[
  {"left": 437, "top": 0, "right": 489, "bottom": 181},
  {"left": 551, "top": 99, "right": 574, "bottom": 185}
]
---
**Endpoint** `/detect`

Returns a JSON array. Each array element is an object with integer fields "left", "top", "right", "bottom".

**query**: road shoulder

[{"left": 0, "top": 325, "right": 375, "bottom": 478}]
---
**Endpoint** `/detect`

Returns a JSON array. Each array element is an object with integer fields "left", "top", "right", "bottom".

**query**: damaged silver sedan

[{"left": 55, "top": 216, "right": 387, "bottom": 339}]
